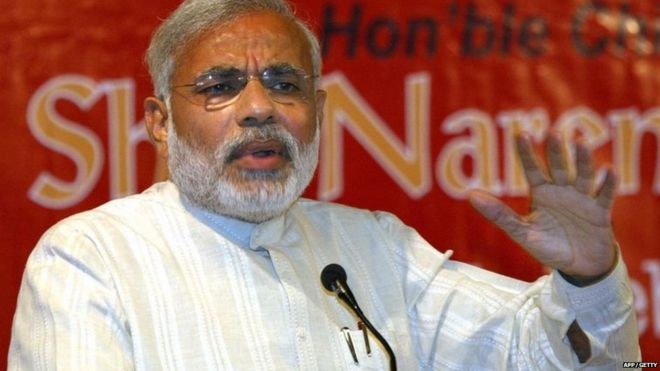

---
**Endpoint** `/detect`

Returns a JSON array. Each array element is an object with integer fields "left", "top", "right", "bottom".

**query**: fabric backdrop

[{"left": 1, "top": 0, "right": 658, "bottom": 366}]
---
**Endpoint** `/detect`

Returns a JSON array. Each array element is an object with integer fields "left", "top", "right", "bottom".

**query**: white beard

[{"left": 167, "top": 119, "right": 319, "bottom": 223}]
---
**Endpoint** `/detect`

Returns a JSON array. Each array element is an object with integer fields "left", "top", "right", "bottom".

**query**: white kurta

[{"left": 9, "top": 181, "right": 640, "bottom": 370}]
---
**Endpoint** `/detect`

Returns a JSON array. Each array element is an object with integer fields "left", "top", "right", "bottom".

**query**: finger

[
  {"left": 574, "top": 141, "right": 595, "bottom": 194},
  {"left": 546, "top": 132, "right": 570, "bottom": 185},
  {"left": 595, "top": 168, "right": 617, "bottom": 209},
  {"left": 516, "top": 134, "right": 548, "bottom": 187},
  {"left": 468, "top": 190, "right": 526, "bottom": 240}
]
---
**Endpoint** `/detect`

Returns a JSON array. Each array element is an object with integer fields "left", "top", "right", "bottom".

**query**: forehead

[{"left": 174, "top": 11, "right": 312, "bottom": 79}]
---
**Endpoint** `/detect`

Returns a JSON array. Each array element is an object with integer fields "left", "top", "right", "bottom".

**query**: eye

[
  {"left": 270, "top": 79, "right": 301, "bottom": 93},
  {"left": 263, "top": 71, "right": 305, "bottom": 94},
  {"left": 194, "top": 79, "right": 239, "bottom": 96}
]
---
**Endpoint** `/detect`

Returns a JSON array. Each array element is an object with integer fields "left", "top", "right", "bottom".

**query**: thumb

[{"left": 467, "top": 190, "right": 526, "bottom": 240}]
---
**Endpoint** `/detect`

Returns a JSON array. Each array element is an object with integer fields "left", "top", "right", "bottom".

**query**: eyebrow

[
  {"left": 265, "top": 63, "right": 306, "bottom": 74},
  {"left": 196, "top": 66, "right": 242, "bottom": 80},
  {"left": 198, "top": 63, "right": 307, "bottom": 78}
]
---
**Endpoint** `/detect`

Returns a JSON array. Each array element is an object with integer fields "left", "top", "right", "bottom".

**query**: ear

[
  {"left": 314, "top": 89, "right": 327, "bottom": 127},
  {"left": 144, "top": 97, "right": 169, "bottom": 159}
]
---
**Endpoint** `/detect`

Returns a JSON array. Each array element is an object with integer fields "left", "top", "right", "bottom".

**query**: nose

[{"left": 234, "top": 78, "right": 276, "bottom": 128}]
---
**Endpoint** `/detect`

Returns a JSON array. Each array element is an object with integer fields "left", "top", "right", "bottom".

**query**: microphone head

[{"left": 320, "top": 263, "right": 347, "bottom": 291}]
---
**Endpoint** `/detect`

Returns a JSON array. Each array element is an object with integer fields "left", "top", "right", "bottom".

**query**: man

[{"left": 9, "top": 0, "right": 640, "bottom": 369}]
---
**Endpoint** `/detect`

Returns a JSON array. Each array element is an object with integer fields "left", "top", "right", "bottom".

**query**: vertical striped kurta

[{"left": 9, "top": 181, "right": 640, "bottom": 370}]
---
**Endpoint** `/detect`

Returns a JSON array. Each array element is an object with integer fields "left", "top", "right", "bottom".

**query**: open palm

[{"left": 469, "top": 132, "right": 617, "bottom": 282}]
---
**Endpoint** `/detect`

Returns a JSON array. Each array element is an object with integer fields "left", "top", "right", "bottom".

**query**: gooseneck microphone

[{"left": 320, "top": 264, "right": 397, "bottom": 371}]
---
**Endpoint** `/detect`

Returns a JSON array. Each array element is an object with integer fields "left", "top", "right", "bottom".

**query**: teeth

[{"left": 253, "top": 150, "right": 276, "bottom": 158}]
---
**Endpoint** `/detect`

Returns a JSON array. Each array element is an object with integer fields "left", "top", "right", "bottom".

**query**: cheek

[
  {"left": 171, "top": 104, "right": 234, "bottom": 148},
  {"left": 280, "top": 106, "right": 319, "bottom": 143}
]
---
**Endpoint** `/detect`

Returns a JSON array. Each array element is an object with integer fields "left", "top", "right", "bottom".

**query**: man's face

[{"left": 153, "top": 11, "right": 326, "bottom": 222}]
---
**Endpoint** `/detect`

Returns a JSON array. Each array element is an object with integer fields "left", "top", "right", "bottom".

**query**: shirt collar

[{"left": 178, "top": 191, "right": 258, "bottom": 248}]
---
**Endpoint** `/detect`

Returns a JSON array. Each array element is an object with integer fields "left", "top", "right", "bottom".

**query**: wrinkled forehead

[{"left": 173, "top": 11, "right": 313, "bottom": 79}]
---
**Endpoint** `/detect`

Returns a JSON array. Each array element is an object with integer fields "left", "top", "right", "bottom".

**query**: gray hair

[{"left": 145, "top": 0, "right": 322, "bottom": 100}]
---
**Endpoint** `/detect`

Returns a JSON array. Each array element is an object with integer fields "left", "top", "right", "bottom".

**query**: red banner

[{"left": 1, "top": 0, "right": 658, "bottom": 366}]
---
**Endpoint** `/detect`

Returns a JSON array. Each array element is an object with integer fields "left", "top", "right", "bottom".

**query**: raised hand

[{"left": 468, "top": 131, "right": 617, "bottom": 284}]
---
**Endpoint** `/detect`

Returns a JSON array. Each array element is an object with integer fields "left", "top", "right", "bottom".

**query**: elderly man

[{"left": 9, "top": 0, "right": 640, "bottom": 369}]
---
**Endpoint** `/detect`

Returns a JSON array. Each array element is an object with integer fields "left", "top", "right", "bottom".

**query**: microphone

[{"left": 320, "top": 264, "right": 397, "bottom": 371}]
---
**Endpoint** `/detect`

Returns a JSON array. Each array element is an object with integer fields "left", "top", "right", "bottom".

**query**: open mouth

[
  {"left": 229, "top": 139, "right": 290, "bottom": 169},
  {"left": 234, "top": 139, "right": 285, "bottom": 157}
]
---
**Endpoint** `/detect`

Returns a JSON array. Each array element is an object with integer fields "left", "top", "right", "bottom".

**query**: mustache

[{"left": 221, "top": 126, "right": 297, "bottom": 164}]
